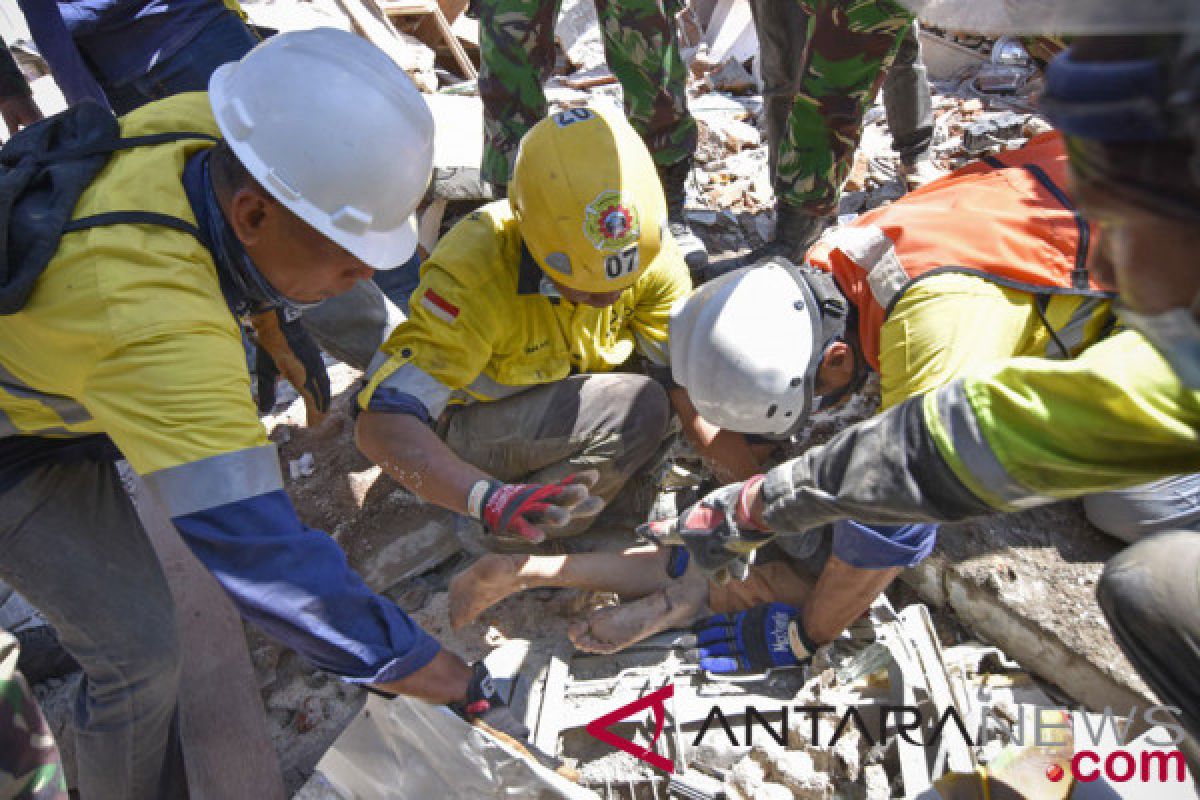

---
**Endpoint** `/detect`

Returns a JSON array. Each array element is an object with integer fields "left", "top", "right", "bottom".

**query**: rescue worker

[
  {"left": 0, "top": 2, "right": 408, "bottom": 423},
  {"left": 474, "top": 0, "right": 709, "bottom": 276},
  {"left": 356, "top": 106, "right": 695, "bottom": 550},
  {"left": 446, "top": 132, "right": 1144, "bottom": 663},
  {"left": 647, "top": 12, "right": 1200, "bottom": 748},
  {"left": 748, "top": 0, "right": 920, "bottom": 262},
  {"left": 0, "top": 30, "right": 547, "bottom": 798}
]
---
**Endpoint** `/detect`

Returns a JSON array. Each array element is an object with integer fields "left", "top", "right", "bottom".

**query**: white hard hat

[
  {"left": 670, "top": 259, "right": 846, "bottom": 437},
  {"left": 209, "top": 28, "right": 435, "bottom": 270}
]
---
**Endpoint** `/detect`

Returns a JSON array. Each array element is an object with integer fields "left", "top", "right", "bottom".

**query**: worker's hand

[
  {"left": 688, "top": 603, "right": 815, "bottom": 674},
  {"left": 250, "top": 308, "right": 331, "bottom": 425},
  {"left": 637, "top": 476, "right": 773, "bottom": 583},
  {"left": 0, "top": 92, "right": 43, "bottom": 138},
  {"left": 453, "top": 662, "right": 578, "bottom": 780},
  {"left": 477, "top": 470, "right": 603, "bottom": 544}
]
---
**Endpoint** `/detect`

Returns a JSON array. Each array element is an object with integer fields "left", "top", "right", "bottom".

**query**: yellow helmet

[{"left": 510, "top": 106, "right": 668, "bottom": 294}]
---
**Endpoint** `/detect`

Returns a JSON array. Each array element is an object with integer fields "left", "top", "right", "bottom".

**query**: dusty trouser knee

[
  {"left": 0, "top": 458, "right": 185, "bottom": 799},
  {"left": 444, "top": 373, "right": 672, "bottom": 537},
  {"left": 882, "top": 22, "right": 933, "bottom": 163},
  {"left": 1097, "top": 531, "right": 1200, "bottom": 747},
  {"left": 1083, "top": 473, "right": 1200, "bottom": 543}
]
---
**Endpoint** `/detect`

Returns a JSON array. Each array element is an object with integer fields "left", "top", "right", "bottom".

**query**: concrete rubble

[{"left": 5, "top": 2, "right": 1187, "bottom": 798}]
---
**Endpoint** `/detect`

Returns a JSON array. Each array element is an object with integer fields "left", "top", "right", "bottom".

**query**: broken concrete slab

[
  {"left": 918, "top": 30, "right": 988, "bottom": 82},
  {"left": 704, "top": 0, "right": 757, "bottom": 66},
  {"left": 900, "top": 502, "right": 1152, "bottom": 719},
  {"left": 557, "top": 0, "right": 605, "bottom": 71},
  {"left": 314, "top": 692, "right": 598, "bottom": 798},
  {"left": 705, "top": 58, "right": 757, "bottom": 94},
  {"left": 424, "top": 94, "right": 489, "bottom": 201},
  {"left": 241, "top": 0, "right": 355, "bottom": 34}
]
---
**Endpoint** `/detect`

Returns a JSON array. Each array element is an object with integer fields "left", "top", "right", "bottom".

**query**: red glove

[
  {"left": 474, "top": 470, "right": 602, "bottom": 543},
  {"left": 638, "top": 475, "right": 773, "bottom": 582}
]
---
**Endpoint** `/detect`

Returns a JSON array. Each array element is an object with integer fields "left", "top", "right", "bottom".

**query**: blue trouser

[
  {"left": 101, "top": 9, "right": 259, "bottom": 116},
  {"left": 831, "top": 520, "right": 938, "bottom": 568}
]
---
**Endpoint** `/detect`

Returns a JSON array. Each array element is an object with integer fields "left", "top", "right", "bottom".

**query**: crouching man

[
  {"left": 356, "top": 107, "right": 693, "bottom": 548},
  {"left": 0, "top": 30, "right": 555, "bottom": 797}
]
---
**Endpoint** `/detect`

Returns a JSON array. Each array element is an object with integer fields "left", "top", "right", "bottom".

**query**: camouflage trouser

[
  {"left": 477, "top": 0, "right": 698, "bottom": 187},
  {"left": 751, "top": 0, "right": 913, "bottom": 215},
  {"left": 0, "top": 632, "right": 68, "bottom": 800}
]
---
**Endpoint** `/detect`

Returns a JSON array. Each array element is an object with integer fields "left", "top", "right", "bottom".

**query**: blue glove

[{"left": 689, "top": 602, "right": 816, "bottom": 674}]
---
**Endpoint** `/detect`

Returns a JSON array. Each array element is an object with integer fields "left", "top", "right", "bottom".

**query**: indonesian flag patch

[{"left": 421, "top": 289, "right": 459, "bottom": 325}]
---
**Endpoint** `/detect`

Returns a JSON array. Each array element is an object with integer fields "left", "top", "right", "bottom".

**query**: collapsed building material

[
  {"left": 557, "top": 0, "right": 605, "bottom": 71},
  {"left": 312, "top": 690, "right": 598, "bottom": 798},
  {"left": 335, "top": 0, "right": 439, "bottom": 91}
]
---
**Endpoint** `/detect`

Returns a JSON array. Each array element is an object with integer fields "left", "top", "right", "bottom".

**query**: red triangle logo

[{"left": 584, "top": 684, "right": 676, "bottom": 773}]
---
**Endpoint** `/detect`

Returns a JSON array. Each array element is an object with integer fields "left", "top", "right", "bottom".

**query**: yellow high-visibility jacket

[
  {"left": 359, "top": 200, "right": 692, "bottom": 421},
  {"left": 0, "top": 91, "right": 440, "bottom": 682}
]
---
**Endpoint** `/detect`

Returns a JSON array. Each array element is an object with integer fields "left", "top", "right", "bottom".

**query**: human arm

[
  {"left": 0, "top": 38, "right": 40, "bottom": 138},
  {"left": 85, "top": 321, "right": 448, "bottom": 694},
  {"left": 655, "top": 330, "right": 1200, "bottom": 573},
  {"left": 357, "top": 408, "right": 491, "bottom": 515},
  {"left": 670, "top": 387, "right": 763, "bottom": 483}
]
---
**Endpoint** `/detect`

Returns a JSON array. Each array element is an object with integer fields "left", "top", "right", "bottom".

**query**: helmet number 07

[{"left": 605, "top": 246, "right": 639, "bottom": 280}]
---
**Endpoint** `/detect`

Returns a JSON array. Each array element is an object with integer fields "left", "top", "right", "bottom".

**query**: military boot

[
  {"left": 743, "top": 203, "right": 830, "bottom": 267},
  {"left": 658, "top": 157, "right": 709, "bottom": 278}
]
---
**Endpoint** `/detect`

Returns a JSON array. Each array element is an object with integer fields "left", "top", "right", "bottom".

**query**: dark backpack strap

[{"left": 62, "top": 211, "right": 204, "bottom": 245}]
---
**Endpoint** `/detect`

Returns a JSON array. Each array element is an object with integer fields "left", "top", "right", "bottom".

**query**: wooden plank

[
  {"left": 132, "top": 480, "right": 285, "bottom": 800},
  {"left": 430, "top": 7, "right": 478, "bottom": 78},
  {"left": 338, "top": 0, "right": 423, "bottom": 69},
  {"left": 383, "top": 2, "right": 478, "bottom": 79}
]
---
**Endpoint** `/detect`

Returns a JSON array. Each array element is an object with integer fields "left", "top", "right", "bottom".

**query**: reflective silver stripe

[
  {"left": 464, "top": 371, "right": 531, "bottom": 402},
  {"left": 1047, "top": 297, "right": 1109, "bottom": 358},
  {"left": 827, "top": 225, "right": 908, "bottom": 309},
  {"left": 0, "top": 363, "right": 91, "bottom": 425},
  {"left": 364, "top": 349, "right": 393, "bottom": 381},
  {"left": 143, "top": 444, "right": 283, "bottom": 517},
  {"left": 377, "top": 362, "right": 454, "bottom": 419},
  {"left": 934, "top": 380, "right": 1049, "bottom": 509}
]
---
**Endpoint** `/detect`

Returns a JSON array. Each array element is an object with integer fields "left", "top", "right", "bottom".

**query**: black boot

[
  {"left": 658, "top": 157, "right": 709, "bottom": 278},
  {"left": 742, "top": 203, "right": 829, "bottom": 267}
]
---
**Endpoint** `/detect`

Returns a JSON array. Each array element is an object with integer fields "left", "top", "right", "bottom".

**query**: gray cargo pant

[
  {"left": 0, "top": 459, "right": 185, "bottom": 799},
  {"left": 1083, "top": 473, "right": 1200, "bottom": 543},
  {"left": 1097, "top": 531, "right": 1200, "bottom": 752},
  {"left": 441, "top": 373, "right": 671, "bottom": 540}
]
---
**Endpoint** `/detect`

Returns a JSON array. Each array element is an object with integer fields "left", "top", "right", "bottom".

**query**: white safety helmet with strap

[
  {"left": 670, "top": 257, "right": 849, "bottom": 437},
  {"left": 209, "top": 27, "right": 435, "bottom": 270}
]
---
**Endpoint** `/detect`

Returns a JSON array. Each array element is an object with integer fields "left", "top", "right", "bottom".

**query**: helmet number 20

[{"left": 605, "top": 246, "right": 639, "bottom": 280}]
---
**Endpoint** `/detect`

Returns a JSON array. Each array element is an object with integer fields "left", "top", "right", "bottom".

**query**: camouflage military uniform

[
  {"left": 476, "top": 0, "right": 698, "bottom": 188},
  {"left": 751, "top": 0, "right": 914, "bottom": 216},
  {"left": 0, "top": 632, "right": 68, "bottom": 800}
]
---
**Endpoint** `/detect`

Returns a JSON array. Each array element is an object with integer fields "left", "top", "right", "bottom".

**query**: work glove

[
  {"left": 250, "top": 308, "right": 331, "bottom": 425},
  {"left": 453, "top": 661, "right": 578, "bottom": 781},
  {"left": 475, "top": 470, "right": 604, "bottom": 544},
  {"left": 638, "top": 475, "right": 774, "bottom": 583},
  {"left": 688, "top": 603, "right": 816, "bottom": 674}
]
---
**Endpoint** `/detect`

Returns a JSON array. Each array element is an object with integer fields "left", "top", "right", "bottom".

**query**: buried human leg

[{"left": 449, "top": 544, "right": 679, "bottom": 630}]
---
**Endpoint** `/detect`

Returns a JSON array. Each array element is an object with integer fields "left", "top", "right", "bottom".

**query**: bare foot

[
  {"left": 448, "top": 554, "right": 527, "bottom": 630},
  {"left": 569, "top": 570, "right": 709, "bottom": 654},
  {"left": 568, "top": 592, "right": 673, "bottom": 654}
]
